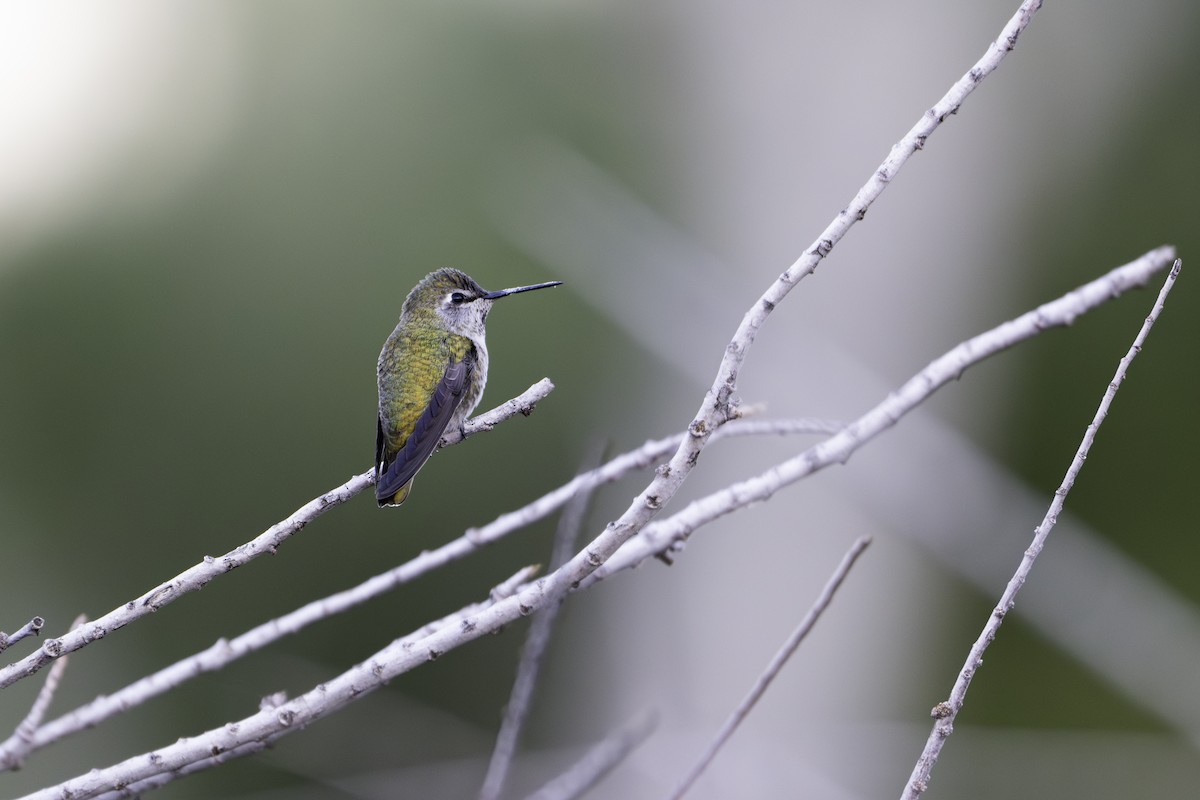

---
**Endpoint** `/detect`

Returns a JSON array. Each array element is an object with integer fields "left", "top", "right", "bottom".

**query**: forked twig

[{"left": 0, "top": 616, "right": 84, "bottom": 769}]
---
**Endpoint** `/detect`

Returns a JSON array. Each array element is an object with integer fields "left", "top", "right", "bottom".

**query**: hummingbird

[{"left": 375, "top": 268, "right": 562, "bottom": 506}]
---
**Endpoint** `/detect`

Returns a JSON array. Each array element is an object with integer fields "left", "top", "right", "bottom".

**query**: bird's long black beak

[{"left": 483, "top": 281, "right": 563, "bottom": 300}]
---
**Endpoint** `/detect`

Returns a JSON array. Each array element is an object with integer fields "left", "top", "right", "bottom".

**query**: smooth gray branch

[{"left": 899, "top": 259, "right": 1182, "bottom": 800}]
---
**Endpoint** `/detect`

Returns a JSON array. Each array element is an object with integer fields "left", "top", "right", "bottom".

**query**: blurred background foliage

[{"left": 0, "top": 2, "right": 1197, "bottom": 798}]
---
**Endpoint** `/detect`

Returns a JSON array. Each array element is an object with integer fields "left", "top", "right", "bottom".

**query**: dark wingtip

[{"left": 377, "top": 479, "right": 413, "bottom": 508}]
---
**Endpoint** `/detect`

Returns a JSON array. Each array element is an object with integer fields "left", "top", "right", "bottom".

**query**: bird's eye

[{"left": 449, "top": 291, "right": 466, "bottom": 305}]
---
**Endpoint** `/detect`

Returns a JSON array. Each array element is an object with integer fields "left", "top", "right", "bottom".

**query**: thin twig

[
  {"left": 899, "top": 259, "right": 1183, "bottom": 800},
  {"left": 439, "top": 380, "right": 556, "bottom": 446},
  {"left": 480, "top": 447, "right": 604, "bottom": 800},
  {"left": 0, "top": 615, "right": 85, "bottom": 769},
  {"left": 89, "top": 736, "right": 281, "bottom": 800},
  {"left": 0, "top": 617, "right": 44, "bottom": 654},
  {"left": 522, "top": 711, "right": 658, "bottom": 800},
  {"left": 0, "top": 380, "right": 556, "bottom": 692},
  {"left": 666, "top": 537, "right": 872, "bottom": 800}
]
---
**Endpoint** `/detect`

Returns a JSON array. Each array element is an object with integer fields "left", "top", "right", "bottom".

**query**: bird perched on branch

[{"left": 375, "top": 268, "right": 561, "bottom": 506}]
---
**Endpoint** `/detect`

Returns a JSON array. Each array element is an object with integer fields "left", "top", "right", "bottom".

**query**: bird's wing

[{"left": 375, "top": 358, "right": 472, "bottom": 505}]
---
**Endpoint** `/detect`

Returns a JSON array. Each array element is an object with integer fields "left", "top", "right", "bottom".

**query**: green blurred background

[{"left": 0, "top": 2, "right": 1197, "bottom": 798}]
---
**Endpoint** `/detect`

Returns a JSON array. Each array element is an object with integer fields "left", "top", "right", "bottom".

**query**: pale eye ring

[{"left": 449, "top": 291, "right": 467, "bottom": 305}]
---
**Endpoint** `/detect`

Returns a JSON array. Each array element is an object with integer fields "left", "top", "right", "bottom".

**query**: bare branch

[
  {"left": 0, "top": 380, "right": 556, "bottom": 692},
  {"left": 12, "top": 418, "right": 828, "bottom": 766},
  {"left": 582, "top": 247, "right": 1178, "bottom": 583},
  {"left": 90, "top": 737, "right": 278, "bottom": 800},
  {"left": 522, "top": 711, "right": 658, "bottom": 800},
  {"left": 464, "top": 417, "right": 839, "bottom": 547},
  {"left": 0, "top": 617, "right": 44, "bottom": 654},
  {"left": 441, "top": 378, "right": 555, "bottom": 446},
  {"left": 15, "top": 566, "right": 541, "bottom": 800},
  {"left": 0, "top": 616, "right": 84, "bottom": 770},
  {"left": 899, "top": 259, "right": 1183, "bottom": 800},
  {"left": 666, "top": 537, "right": 872, "bottom": 800}
]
